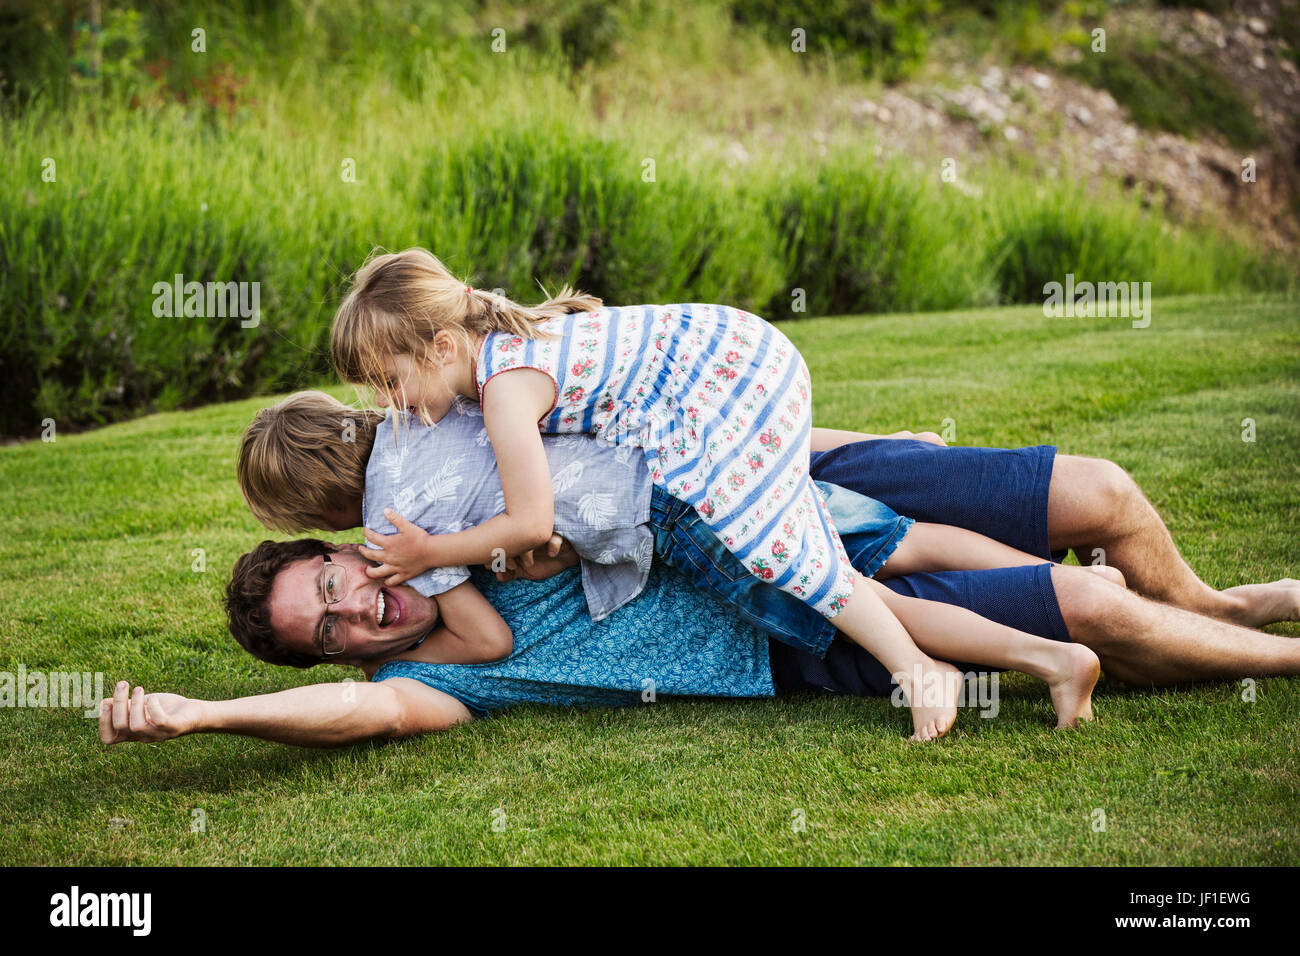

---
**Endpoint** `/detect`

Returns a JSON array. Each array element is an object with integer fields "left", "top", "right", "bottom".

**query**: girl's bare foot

[
  {"left": 896, "top": 659, "right": 963, "bottom": 742},
  {"left": 1047, "top": 643, "right": 1100, "bottom": 728}
]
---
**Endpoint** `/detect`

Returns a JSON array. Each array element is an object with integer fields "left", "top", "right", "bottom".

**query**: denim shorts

[
  {"left": 808, "top": 439, "right": 1061, "bottom": 561},
  {"left": 648, "top": 482, "right": 913, "bottom": 659}
]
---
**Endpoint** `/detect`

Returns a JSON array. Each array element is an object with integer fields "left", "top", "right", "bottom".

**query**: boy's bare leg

[
  {"left": 811, "top": 427, "right": 947, "bottom": 451},
  {"left": 1048, "top": 454, "right": 1299, "bottom": 627},
  {"left": 1052, "top": 565, "right": 1300, "bottom": 685},
  {"left": 880, "top": 522, "right": 1128, "bottom": 588},
  {"left": 874, "top": 585, "right": 1100, "bottom": 727}
]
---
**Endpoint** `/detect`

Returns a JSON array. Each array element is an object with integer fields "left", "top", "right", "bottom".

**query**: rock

[
  {"left": 1247, "top": 17, "right": 1267, "bottom": 36},
  {"left": 876, "top": 105, "right": 893, "bottom": 123},
  {"left": 852, "top": 99, "right": 878, "bottom": 118},
  {"left": 1030, "top": 71, "right": 1052, "bottom": 90},
  {"left": 980, "top": 66, "right": 1004, "bottom": 91},
  {"left": 1253, "top": 54, "right": 1267, "bottom": 70},
  {"left": 1069, "top": 103, "right": 1094, "bottom": 126},
  {"left": 1003, "top": 125, "right": 1021, "bottom": 141}
]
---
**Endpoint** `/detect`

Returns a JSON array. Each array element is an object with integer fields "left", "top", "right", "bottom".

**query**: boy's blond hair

[
  {"left": 330, "top": 247, "right": 601, "bottom": 421},
  {"left": 237, "top": 391, "right": 384, "bottom": 533}
]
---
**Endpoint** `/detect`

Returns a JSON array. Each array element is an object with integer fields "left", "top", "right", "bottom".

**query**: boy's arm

[
  {"left": 491, "top": 534, "right": 580, "bottom": 582},
  {"left": 810, "top": 427, "right": 948, "bottom": 451},
  {"left": 421, "top": 580, "right": 515, "bottom": 662},
  {"left": 98, "top": 678, "right": 472, "bottom": 749}
]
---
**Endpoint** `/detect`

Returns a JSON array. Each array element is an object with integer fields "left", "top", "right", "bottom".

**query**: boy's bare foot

[
  {"left": 1047, "top": 643, "right": 1100, "bottom": 728},
  {"left": 1223, "top": 579, "right": 1300, "bottom": 627},
  {"left": 896, "top": 659, "right": 963, "bottom": 742},
  {"left": 1082, "top": 564, "right": 1126, "bottom": 588}
]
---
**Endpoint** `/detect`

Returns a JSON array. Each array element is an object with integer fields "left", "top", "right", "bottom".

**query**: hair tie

[{"left": 466, "top": 285, "right": 474, "bottom": 295}]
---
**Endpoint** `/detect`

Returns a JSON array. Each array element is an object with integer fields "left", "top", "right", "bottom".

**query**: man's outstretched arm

[{"left": 97, "top": 677, "right": 473, "bottom": 748}]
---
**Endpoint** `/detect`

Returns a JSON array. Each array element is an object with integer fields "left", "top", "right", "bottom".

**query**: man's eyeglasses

[{"left": 318, "top": 556, "right": 349, "bottom": 656}]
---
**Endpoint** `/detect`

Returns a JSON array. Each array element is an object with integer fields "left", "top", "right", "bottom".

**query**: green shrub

[
  {"left": 759, "top": 156, "right": 993, "bottom": 316},
  {"left": 728, "top": 0, "right": 936, "bottom": 82},
  {"left": 0, "top": 0, "right": 1291, "bottom": 436}
]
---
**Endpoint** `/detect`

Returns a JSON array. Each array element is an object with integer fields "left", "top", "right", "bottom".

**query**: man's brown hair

[
  {"left": 226, "top": 538, "right": 334, "bottom": 668},
  {"left": 237, "top": 391, "right": 383, "bottom": 532}
]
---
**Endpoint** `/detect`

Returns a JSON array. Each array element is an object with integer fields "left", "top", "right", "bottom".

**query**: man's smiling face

[{"left": 267, "top": 548, "right": 438, "bottom": 665}]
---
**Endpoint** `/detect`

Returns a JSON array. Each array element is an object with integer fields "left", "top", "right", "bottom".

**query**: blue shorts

[
  {"left": 808, "top": 439, "right": 1063, "bottom": 561},
  {"left": 768, "top": 564, "right": 1071, "bottom": 697},
  {"left": 649, "top": 482, "right": 912, "bottom": 659}
]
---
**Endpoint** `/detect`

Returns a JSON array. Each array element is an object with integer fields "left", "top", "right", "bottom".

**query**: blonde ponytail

[{"left": 331, "top": 247, "right": 602, "bottom": 402}]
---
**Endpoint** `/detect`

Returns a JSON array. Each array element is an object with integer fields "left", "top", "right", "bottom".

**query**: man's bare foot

[
  {"left": 896, "top": 659, "right": 962, "bottom": 742},
  {"left": 1223, "top": 579, "right": 1300, "bottom": 628},
  {"left": 1046, "top": 643, "right": 1100, "bottom": 728}
]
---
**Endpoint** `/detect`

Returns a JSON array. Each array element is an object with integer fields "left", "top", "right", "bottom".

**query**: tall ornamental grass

[{"left": 2, "top": 91, "right": 1290, "bottom": 434}]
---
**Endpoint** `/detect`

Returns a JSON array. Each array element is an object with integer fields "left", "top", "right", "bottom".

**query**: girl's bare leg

[
  {"left": 871, "top": 581, "right": 1101, "bottom": 728},
  {"left": 831, "top": 571, "right": 964, "bottom": 742}
]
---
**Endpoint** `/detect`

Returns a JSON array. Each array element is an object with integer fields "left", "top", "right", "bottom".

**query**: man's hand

[
  {"left": 98, "top": 682, "right": 205, "bottom": 744},
  {"left": 360, "top": 508, "right": 436, "bottom": 586},
  {"left": 98, "top": 679, "right": 472, "bottom": 748},
  {"left": 489, "top": 533, "right": 576, "bottom": 582}
]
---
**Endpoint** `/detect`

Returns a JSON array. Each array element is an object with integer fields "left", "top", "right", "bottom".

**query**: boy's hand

[
  {"left": 491, "top": 534, "right": 576, "bottom": 582},
  {"left": 360, "top": 508, "right": 436, "bottom": 586}
]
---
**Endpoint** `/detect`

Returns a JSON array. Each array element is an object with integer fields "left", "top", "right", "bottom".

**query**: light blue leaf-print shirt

[{"left": 363, "top": 399, "right": 654, "bottom": 620}]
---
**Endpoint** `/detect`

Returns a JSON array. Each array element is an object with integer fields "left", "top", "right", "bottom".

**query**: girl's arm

[
  {"left": 364, "top": 368, "right": 557, "bottom": 579},
  {"left": 420, "top": 580, "right": 515, "bottom": 663}
]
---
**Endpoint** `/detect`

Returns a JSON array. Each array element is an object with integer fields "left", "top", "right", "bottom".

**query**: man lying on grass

[
  {"left": 237, "top": 392, "right": 1114, "bottom": 732},
  {"left": 99, "top": 408, "right": 1300, "bottom": 746}
]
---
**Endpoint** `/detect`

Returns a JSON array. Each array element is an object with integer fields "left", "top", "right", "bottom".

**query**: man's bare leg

[
  {"left": 1052, "top": 565, "right": 1300, "bottom": 685},
  {"left": 808, "top": 429, "right": 1296, "bottom": 625},
  {"left": 1047, "top": 454, "right": 1299, "bottom": 627}
]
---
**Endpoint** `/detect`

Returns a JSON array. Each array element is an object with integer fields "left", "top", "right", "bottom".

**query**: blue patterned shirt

[
  {"left": 371, "top": 563, "right": 775, "bottom": 716},
  {"left": 363, "top": 399, "right": 654, "bottom": 620}
]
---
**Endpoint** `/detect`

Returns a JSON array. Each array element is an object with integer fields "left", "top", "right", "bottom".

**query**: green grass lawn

[{"left": 2, "top": 293, "right": 1297, "bottom": 865}]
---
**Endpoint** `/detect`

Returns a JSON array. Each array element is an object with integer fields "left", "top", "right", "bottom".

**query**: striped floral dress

[{"left": 475, "top": 303, "right": 857, "bottom": 619}]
